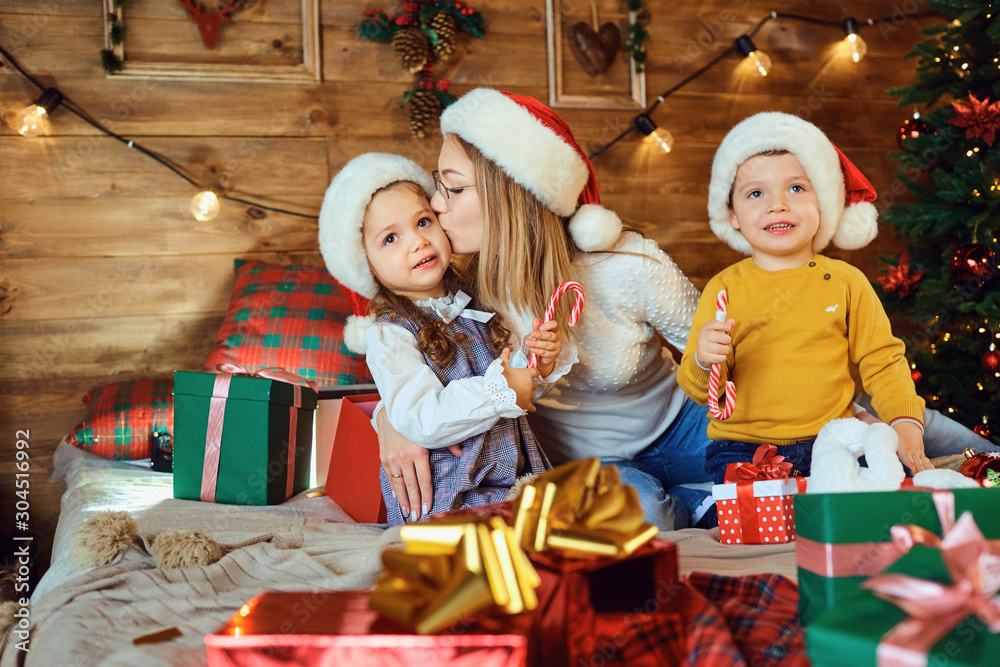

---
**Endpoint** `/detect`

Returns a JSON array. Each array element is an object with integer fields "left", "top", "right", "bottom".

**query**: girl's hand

[
  {"left": 695, "top": 318, "right": 735, "bottom": 368},
  {"left": 500, "top": 348, "right": 540, "bottom": 412},
  {"left": 376, "top": 408, "right": 461, "bottom": 522},
  {"left": 525, "top": 318, "right": 562, "bottom": 378},
  {"left": 893, "top": 421, "right": 933, "bottom": 474}
]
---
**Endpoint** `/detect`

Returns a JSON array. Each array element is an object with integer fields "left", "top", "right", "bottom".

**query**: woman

[{"left": 377, "top": 89, "right": 712, "bottom": 530}]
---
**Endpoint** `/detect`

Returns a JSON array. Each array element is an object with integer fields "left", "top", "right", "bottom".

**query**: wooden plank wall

[{"left": 0, "top": 0, "right": 931, "bottom": 576}]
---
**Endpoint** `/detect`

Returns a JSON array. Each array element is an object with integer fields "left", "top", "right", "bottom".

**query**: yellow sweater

[{"left": 678, "top": 256, "right": 924, "bottom": 445}]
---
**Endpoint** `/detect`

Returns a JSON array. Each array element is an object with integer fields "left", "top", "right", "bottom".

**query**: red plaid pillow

[
  {"left": 67, "top": 379, "right": 173, "bottom": 459},
  {"left": 203, "top": 261, "right": 372, "bottom": 386}
]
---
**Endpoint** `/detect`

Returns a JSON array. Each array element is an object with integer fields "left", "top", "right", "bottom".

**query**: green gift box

[
  {"left": 795, "top": 489, "right": 1000, "bottom": 624},
  {"left": 806, "top": 543, "right": 1000, "bottom": 667},
  {"left": 173, "top": 370, "right": 318, "bottom": 505}
]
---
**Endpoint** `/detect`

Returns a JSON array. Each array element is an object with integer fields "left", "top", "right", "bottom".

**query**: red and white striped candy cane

[
  {"left": 528, "top": 281, "right": 585, "bottom": 369},
  {"left": 708, "top": 289, "right": 736, "bottom": 420}
]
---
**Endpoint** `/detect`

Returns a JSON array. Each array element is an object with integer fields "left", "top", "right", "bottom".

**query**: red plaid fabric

[
  {"left": 685, "top": 572, "right": 808, "bottom": 667},
  {"left": 204, "top": 261, "right": 373, "bottom": 387},
  {"left": 67, "top": 379, "right": 173, "bottom": 459}
]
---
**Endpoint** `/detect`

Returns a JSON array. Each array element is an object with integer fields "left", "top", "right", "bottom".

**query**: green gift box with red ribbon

[
  {"left": 796, "top": 488, "right": 1000, "bottom": 625},
  {"left": 173, "top": 367, "right": 318, "bottom": 505},
  {"left": 804, "top": 498, "right": 1000, "bottom": 666}
]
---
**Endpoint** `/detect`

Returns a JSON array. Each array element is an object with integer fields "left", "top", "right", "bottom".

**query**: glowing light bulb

[
  {"left": 649, "top": 129, "right": 674, "bottom": 153},
  {"left": 191, "top": 191, "right": 221, "bottom": 221},
  {"left": 633, "top": 114, "right": 674, "bottom": 154},
  {"left": 845, "top": 34, "right": 867, "bottom": 62},
  {"left": 841, "top": 19, "right": 867, "bottom": 63},
  {"left": 14, "top": 87, "right": 62, "bottom": 138},
  {"left": 15, "top": 105, "right": 48, "bottom": 138},
  {"left": 735, "top": 35, "right": 770, "bottom": 77}
]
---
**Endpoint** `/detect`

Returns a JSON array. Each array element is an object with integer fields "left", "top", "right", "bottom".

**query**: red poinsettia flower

[
  {"left": 948, "top": 94, "right": 1000, "bottom": 146},
  {"left": 878, "top": 252, "right": 924, "bottom": 298}
]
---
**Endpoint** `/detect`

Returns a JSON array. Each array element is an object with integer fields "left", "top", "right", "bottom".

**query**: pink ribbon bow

[
  {"left": 863, "top": 510, "right": 1000, "bottom": 666},
  {"left": 201, "top": 364, "right": 316, "bottom": 503}
]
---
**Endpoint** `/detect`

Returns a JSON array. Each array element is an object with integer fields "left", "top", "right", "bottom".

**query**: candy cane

[
  {"left": 528, "top": 281, "right": 585, "bottom": 369},
  {"left": 708, "top": 290, "right": 736, "bottom": 420}
]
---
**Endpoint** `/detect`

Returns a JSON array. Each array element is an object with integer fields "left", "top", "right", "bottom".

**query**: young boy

[{"left": 678, "top": 112, "right": 931, "bottom": 482}]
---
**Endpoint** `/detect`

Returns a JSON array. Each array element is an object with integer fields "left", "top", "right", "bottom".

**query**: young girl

[{"left": 318, "top": 152, "right": 554, "bottom": 526}]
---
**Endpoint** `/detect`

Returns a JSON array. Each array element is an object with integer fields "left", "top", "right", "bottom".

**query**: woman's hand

[
  {"left": 500, "top": 348, "right": 540, "bottom": 412},
  {"left": 525, "top": 318, "right": 561, "bottom": 378},
  {"left": 376, "top": 408, "right": 461, "bottom": 521}
]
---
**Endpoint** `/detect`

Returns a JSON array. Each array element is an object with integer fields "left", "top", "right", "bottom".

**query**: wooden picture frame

[
  {"left": 103, "top": 0, "right": 321, "bottom": 84},
  {"left": 546, "top": 0, "right": 645, "bottom": 110}
]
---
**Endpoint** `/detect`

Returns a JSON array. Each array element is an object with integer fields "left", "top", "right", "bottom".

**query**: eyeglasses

[{"left": 432, "top": 170, "right": 476, "bottom": 212}]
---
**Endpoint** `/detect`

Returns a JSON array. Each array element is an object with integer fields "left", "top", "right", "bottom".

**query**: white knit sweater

[{"left": 513, "top": 232, "right": 701, "bottom": 462}]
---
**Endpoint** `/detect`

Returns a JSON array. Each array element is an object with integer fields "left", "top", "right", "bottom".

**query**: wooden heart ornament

[{"left": 568, "top": 21, "right": 621, "bottom": 76}]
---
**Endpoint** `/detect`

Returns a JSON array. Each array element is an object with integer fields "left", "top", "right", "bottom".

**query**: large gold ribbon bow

[
  {"left": 369, "top": 516, "right": 540, "bottom": 635},
  {"left": 512, "top": 457, "right": 659, "bottom": 558}
]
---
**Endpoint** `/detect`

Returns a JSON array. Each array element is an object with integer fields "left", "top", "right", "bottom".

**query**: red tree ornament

[
  {"left": 948, "top": 94, "right": 1000, "bottom": 146},
  {"left": 949, "top": 244, "right": 999, "bottom": 288},
  {"left": 910, "top": 367, "right": 922, "bottom": 385},
  {"left": 958, "top": 449, "right": 1000, "bottom": 486},
  {"left": 897, "top": 116, "right": 933, "bottom": 148},
  {"left": 983, "top": 348, "right": 1000, "bottom": 374},
  {"left": 878, "top": 253, "right": 924, "bottom": 297},
  {"left": 973, "top": 419, "right": 992, "bottom": 439}
]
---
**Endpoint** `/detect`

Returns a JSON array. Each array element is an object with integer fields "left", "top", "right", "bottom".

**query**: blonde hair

[
  {"left": 456, "top": 137, "right": 578, "bottom": 332},
  {"left": 362, "top": 180, "right": 511, "bottom": 366}
]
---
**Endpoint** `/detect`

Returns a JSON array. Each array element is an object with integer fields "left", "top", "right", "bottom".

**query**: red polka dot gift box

[
  {"left": 711, "top": 443, "right": 807, "bottom": 546},
  {"left": 713, "top": 479, "right": 803, "bottom": 545}
]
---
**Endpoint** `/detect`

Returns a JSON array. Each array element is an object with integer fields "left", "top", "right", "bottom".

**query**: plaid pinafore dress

[{"left": 378, "top": 309, "right": 551, "bottom": 526}]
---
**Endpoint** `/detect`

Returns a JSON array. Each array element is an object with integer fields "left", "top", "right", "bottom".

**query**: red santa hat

[
  {"left": 708, "top": 112, "right": 878, "bottom": 255},
  {"left": 439, "top": 88, "right": 622, "bottom": 252},
  {"left": 318, "top": 152, "right": 436, "bottom": 354}
]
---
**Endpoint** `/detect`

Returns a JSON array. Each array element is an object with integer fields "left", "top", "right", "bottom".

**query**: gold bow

[
  {"left": 369, "top": 516, "right": 540, "bottom": 635},
  {"left": 511, "top": 458, "right": 659, "bottom": 558}
]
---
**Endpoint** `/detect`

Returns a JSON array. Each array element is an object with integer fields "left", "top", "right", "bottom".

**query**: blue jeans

[
  {"left": 603, "top": 397, "right": 713, "bottom": 531},
  {"left": 705, "top": 439, "right": 816, "bottom": 484}
]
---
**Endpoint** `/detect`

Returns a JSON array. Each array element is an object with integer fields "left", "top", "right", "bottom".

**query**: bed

[{"left": 0, "top": 437, "right": 799, "bottom": 667}]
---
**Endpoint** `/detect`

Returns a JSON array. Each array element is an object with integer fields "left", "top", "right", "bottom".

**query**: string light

[
  {"left": 191, "top": 191, "right": 221, "bottom": 222},
  {"left": 735, "top": 35, "right": 771, "bottom": 77},
  {"left": 633, "top": 114, "right": 673, "bottom": 153},
  {"left": 14, "top": 87, "right": 62, "bottom": 138},
  {"left": 841, "top": 18, "right": 867, "bottom": 63}
]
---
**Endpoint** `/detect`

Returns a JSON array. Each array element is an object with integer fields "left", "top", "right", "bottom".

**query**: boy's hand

[
  {"left": 525, "top": 318, "right": 561, "bottom": 378},
  {"left": 500, "top": 348, "right": 540, "bottom": 412},
  {"left": 893, "top": 421, "right": 933, "bottom": 473},
  {"left": 695, "top": 318, "right": 735, "bottom": 368}
]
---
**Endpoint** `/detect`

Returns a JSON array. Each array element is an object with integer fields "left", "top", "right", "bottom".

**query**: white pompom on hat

[
  {"left": 708, "top": 112, "right": 879, "bottom": 255},
  {"left": 439, "top": 88, "right": 622, "bottom": 252},
  {"left": 318, "top": 152, "right": 436, "bottom": 354}
]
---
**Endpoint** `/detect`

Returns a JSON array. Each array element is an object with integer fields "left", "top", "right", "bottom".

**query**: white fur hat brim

[
  {"left": 708, "top": 112, "right": 876, "bottom": 255},
  {"left": 318, "top": 153, "right": 436, "bottom": 299},
  {"left": 440, "top": 89, "right": 589, "bottom": 217}
]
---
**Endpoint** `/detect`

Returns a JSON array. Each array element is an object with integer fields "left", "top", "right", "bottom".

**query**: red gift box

[
  {"left": 528, "top": 538, "right": 683, "bottom": 667},
  {"left": 712, "top": 478, "right": 803, "bottom": 545},
  {"left": 205, "top": 590, "right": 526, "bottom": 667},
  {"left": 323, "top": 393, "right": 387, "bottom": 523}
]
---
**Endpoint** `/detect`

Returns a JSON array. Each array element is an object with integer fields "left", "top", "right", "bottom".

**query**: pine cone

[
  {"left": 429, "top": 12, "right": 458, "bottom": 63},
  {"left": 408, "top": 90, "right": 443, "bottom": 139},
  {"left": 393, "top": 27, "right": 429, "bottom": 73}
]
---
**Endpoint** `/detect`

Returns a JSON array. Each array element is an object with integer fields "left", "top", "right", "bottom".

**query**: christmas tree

[{"left": 881, "top": 0, "right": 1000, "bottom": 444}]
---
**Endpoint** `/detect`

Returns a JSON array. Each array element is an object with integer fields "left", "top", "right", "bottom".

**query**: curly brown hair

[{"left": 367, "top": 268, "right": 512, "bottom": 367}]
